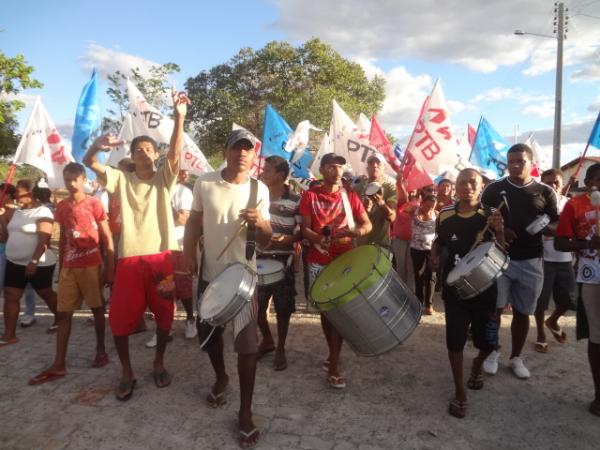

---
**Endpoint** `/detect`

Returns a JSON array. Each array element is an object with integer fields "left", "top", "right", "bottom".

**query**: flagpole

[{"left": 564, "top": 142, "right": 590, "bottom": 196}]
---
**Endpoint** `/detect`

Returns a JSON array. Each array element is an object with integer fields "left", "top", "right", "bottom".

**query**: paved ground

[{"left": 1, "top": 288, "right": 599, "bottom": 450}]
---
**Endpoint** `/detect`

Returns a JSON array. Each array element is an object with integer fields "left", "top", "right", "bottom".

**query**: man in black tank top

[
  {"left": 432, "top": 168, "right": 505, "bottom": 418},
  {"left": 480, "top": 143, "right": 559, "bottom": 379}
]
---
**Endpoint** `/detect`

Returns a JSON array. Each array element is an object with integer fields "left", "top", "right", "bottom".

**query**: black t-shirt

[
  {"left": 481, "top": 177, "right": 558, "bottom": 260},
  {"left": 435, "top": 203, "right": 493, "bottom": 280}
]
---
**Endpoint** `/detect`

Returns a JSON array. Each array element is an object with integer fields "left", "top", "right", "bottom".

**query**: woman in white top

[{"left": 0, "top": 179, "right": 58, "bottom": 347}]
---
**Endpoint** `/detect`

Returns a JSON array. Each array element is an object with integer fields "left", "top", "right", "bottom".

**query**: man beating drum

[
  {"left": 481, "top": 143, "right": 559, "bottom": 379},
  {"left": 183, "top": 129, "right": 271, "bottom": 449},
  {"left": 299, "top": 153, "right": 372, "bottom": 389},
  {"left": 430, "top": 168, "right": 505, "bottom": 418}
]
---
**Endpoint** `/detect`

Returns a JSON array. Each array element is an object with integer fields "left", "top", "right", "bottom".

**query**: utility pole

[{"left": 552, "top": 2, "right": 567, "bottom": 169}]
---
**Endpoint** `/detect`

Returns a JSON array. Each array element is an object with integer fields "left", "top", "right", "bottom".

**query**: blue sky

[{"left": 3, "top": 0, "right": 600, "bottom": 165}]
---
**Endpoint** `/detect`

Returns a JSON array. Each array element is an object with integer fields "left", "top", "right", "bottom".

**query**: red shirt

[
  {"left": 393, "top": 199, "right": 419, "bottom": 240},
  {"left": 299, "top": 186, "right": 366, "bottom": 265},
  {"left": 54, "top": 195, "right": 107, "bottom": 268}
]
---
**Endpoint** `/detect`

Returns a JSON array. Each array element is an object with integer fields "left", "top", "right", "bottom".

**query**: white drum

[
  {"left": 198, "top": 263, "right": 257, "bottom": 327},
  {"left": 447, "top": 241, "right": 509, "bottom": 300},
  {"left": 526, "top": 214, "right": 550, "bottom": 235},
  {"left": 256, "top": 259, "right": 285, "bottom": 286}
]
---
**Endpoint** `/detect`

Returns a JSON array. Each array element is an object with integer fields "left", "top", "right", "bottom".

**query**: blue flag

[
  {"left": 290, "top": 149, "right": 314, "bottom": 179},
  {"left": 588, "top": 112, "right": 600, "bottom": 149},
  {"left": 469, "top": 117, "right": 510, "bottom": 178},
  {"left": 72, "top": 70, "right": 102, "bottom": 178},
  {"left": 261, "top": 104, "right": 293, "bottom": 158}
]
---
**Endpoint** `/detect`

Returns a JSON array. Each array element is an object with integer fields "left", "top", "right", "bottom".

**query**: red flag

[
  {"left": 402, "top": 151, "right": 433, "bottom": 192},
  {"left": 369, "top": 116, "right": 403, "bottom": 172}
]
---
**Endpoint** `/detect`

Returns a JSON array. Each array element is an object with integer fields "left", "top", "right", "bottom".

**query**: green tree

[
  {"left": 103, "top": 63, "right": 181, "bottom": 134},
  {"left": 185, "top": 39, "right": 385, "bottom": 156},
  {"left": 0, "top": 52, "right": 43, "bottom": 156}
]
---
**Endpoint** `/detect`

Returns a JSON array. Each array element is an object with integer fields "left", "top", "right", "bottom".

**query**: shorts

[
  {"left": 307, "top": 262, "right": 326, "bottom": 301},
  {"left": 57, "top": 266, "right": 103, "bottom": 312},
  {"left": 582, "top": 284, "right": 600, "bottom": 344},
  {"left": 443, "top": 286, "right": 498, "bottom": 353},
  {"left": 257, "top": 257, "right": 296, "bottom": 318},
  {"left": 496, "top": 257, "right": 544, "bottom": 315},
  {"left": 535, "top": 261, "right": 575, "bottom": 313},
  {"left": 171, "top": 251, "right": 193, "bottom": 299},
  {"left": 4, "top": 260, "right": 55, "bottom": 291},
  {"left": 109, "top": 251, "right": 175, "bottom": 336},
  {"left": 196, "top": 279, "right": 258, "bottom": 355}
]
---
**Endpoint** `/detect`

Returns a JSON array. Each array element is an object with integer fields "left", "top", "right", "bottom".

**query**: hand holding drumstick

[
  {"left": 469, "top": 200, "right": 506, "bottom": 252},
  {"left": 217, "top": 200, "right": 264, "bottom": 260}
]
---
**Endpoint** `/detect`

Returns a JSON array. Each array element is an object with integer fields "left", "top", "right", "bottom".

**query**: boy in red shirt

[
  {"left": 299, "top": 153, "right": 371, "bottom": 388},
  {"left": 29, "top": 162, "right": 114, "bottom": 385}
]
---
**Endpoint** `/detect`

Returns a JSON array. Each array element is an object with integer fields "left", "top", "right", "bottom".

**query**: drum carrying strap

[
  {"left": 340, "top": 188, "right": 356, "bottom": 231},
  {"left": 245, "top": 177, "right": 258, "bottom": 261}
]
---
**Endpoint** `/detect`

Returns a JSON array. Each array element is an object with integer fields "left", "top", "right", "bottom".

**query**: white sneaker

[
  {"left": 483, "top": 351, "right": 500, "bottom": 375},
  {"left": 145, "top": 333, "right": 157, "bottom": 348},
  {"left": 185, "top": 319, "right": 197, "bottom": 339},
  {"left": 20, "top": 314, "right": 36, "bottom": 328},
  {"left": 510, "top": 357, "right": 530, "bottom": 379}
]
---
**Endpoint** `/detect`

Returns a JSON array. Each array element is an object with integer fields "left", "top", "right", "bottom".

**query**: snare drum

[
  {"left": 311, "top": 245, "right": 421, "bottom": 356},
  {"left": 526, "top": 214, "right": 550, "bottom": 235},
  {"left": 256, "top": 259, "right": 285, "bottom": 286},
  {"left": 198, "top": 263, "right": 257, "bottom": 327},
  {"left": 446, "top": 241, "right": 509, "bottom": 299}
]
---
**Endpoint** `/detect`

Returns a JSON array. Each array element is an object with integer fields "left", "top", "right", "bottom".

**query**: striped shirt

[{"left": 259, "top": 185, "right": 301, "bottom": 256}]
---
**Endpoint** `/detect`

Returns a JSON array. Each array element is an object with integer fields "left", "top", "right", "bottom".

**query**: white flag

[
  {"left": 356, "top": 113, "right": 371, "bottom": 140},
  {"left": 13, "top": 97, "right": 73, "bottom": 189},
  {"left": 331, "top": 100, "right": 376, "bottom": 175},
  {"left": 106, "top": 112, "right": 134, "bottom": 167},
  {"left": 310, "top": 132, "right": 333, "bottom": 174},
  {"left": 284, "top": 120, "right": 321, "bottom": 153},
  {"left": 405, "top": 80, "right": 459, "bottom": 177},
  {"left": 126, "top": 80, "right": 212, "bottom": 175},
  {"left": 525, "top": 134, "right": 551, "bottom": 173}
]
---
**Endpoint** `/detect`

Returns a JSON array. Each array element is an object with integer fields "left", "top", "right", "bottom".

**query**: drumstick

[
  {"left": 217, "top": 199, "right": 264, "bottom": 260},
  {"left": 469, "top": 200, "right": 506, "bottom": 252}
]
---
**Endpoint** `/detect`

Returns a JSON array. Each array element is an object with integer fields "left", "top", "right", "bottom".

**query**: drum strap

[
  {"left": 245, "top": 177, "right": 259, "bottom": 261},
  {"left": 340, "top": 188, "right": 356, "bottom": 231}
]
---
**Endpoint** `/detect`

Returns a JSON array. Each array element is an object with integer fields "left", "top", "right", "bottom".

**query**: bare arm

[
  {"left": 83, "top": 134, "right": 123, "bottom": 184},
  {"left": 183, "top": 209, "right": 203, "bottom": 275},
  {"left": 98, "top": 219, "right": 115, "bottom": 285},
  {"left": 555, "top": 235, "right": 600, "bottom": 252},
  {"left": 174, "top": 209, "right": 190, "bottom": 226},
  {"left": 25, "top": 218, "right": 53, "bottom": 276},
  {"left": 168, "top": 90, "right": 191, "bottom": 169}
]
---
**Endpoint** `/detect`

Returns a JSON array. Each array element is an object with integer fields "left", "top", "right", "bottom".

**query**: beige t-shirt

[
  {"left": 103, "top": 161, "right": 178, "bottom": 258},
  {"left": 192, "top": 171, "right": 270, "bottom": 283}
]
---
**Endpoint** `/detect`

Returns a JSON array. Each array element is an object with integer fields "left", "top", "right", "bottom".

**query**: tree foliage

[
  {"left": 0, "top": 52, "right": 43, "bottom": 156},
  {"left": 103, "top": 63, "right": 181, "bottom": 134},
  {"left": 185, "top": 39, "right": 385, "bottom": 156}
]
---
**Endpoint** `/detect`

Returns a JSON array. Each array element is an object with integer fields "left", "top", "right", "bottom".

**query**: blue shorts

[{"left": 496, "top": 258, "right": 544, "bottom": 315}]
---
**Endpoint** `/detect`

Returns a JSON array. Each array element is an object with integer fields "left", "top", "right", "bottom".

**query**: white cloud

[
  {"left": 522, "top": 101, "right": 555, "bottom": 119},
  {"left": 79, "top": 43, "right": 161, "bottom": 79},
  {"left": 272, "top": 0, "right": 600, "bottom": 76},
  {"left": 0, "top": 92, "right": 38, "bottom": 107}
]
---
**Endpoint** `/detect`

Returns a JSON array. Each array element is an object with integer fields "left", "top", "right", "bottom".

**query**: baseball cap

[
  {"left": 225, "top": 129, "right": 257, "bottom": 149},
  {"left": 320, "top": 153, "right": 346, "bottom": 167},
  {"left": 367, "top": 153, "right": 385, "bottom": 164}
]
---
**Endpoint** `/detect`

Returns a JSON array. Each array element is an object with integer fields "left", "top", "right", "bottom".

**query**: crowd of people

[{"left": 1, "top": 92, "right": 599, "bottom": 448}]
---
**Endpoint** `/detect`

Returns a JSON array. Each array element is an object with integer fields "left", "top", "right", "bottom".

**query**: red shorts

[
  {"left": 172, "top": 251, "right": 193, "bottom": 299},
  {"left": 109, "top": 251, "right": 175, "bottom": 336}
]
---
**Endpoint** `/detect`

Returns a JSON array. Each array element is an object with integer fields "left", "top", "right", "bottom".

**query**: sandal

[
  {"left": 206, "top": 390, "right": 227, "bottom": 408},
  {"left": 273, "top": 354, "right": 288, "bottom": 371},
  {"left": 590, "top": 400, "right": 600, "bottom": 417},
  {"left": 467, "top": 372, "right": 484, "bottom": 390},
  {"left": 321, "top": 360, "right": 330, "bottom": 372},
  {"left": 46, "top": 324, "right": 59, "bottom": 334},
  {"left": 28, "top": 370, "right": 66, "bottom": 385},
  {"left": 92, "top": 353, "right": 109, "bottom": 368},
  {"left": 115, "top": 379, "right": 137, "bottom": 401},
  {"left": 545, "top": 320, "right": 567, "bottom": 343},
  {"left": 448, "top": 398, "right": 467, "bottom": 418},
  {"left": 534, "top": 341, "right": 549, "bottom": 353},
  {"left": 0, "top": 338, "right": 18, "bottom": 348},
  {"left": 327, "top": 375, "right": 346, "bottom": 389},
  {"left": 153, "top": 370, "right": 171, "bottom": 388},
  {"left": 239, "top": 428, "right": 260, "bottom": 449}
]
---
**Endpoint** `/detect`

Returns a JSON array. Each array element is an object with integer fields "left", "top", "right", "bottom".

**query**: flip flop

[
  {"left": 535, "top": 341, "right": 549, "bottom": 353},
  {"left": 239, "top": 428, "right": 260, "bottom": 449},
  {"left": 466, "top": 372, "right": 484, "bottom": 390},
  {"left": 273, "top": 356, "right": 288, "bottom": 371},
  {"left": 448, "top": 398, "right": 467, "bottom": 418},
  {"left": 206, "top": 390, "right": 227, "bottom": 408},
  {"left": 92, "top": 353, "right": 109, "bottom": 368},
  {"left": 545, "top": 321, "right": 567, "bottom": 343},
  {"left": 256, "top": 345, "right": 275, "bottom": 360},
  {"left": 153, "top": 370, "right": 171, "bottom": 388},
  {"left": 321, "top": 360, "right": 330, "bottom": 372},
  {"left": 46, "top": 324, "right": 59, "bottom": 334},
  {"left": 115, "top": 379, "right": 137, "bottom": 401},
  {"left": 327, "top": 375, "right": 346, "bottom": 389},
  {"left": 28, "top": 371, "right": 66, "bottom": 385},
  {"left": 590, "top": 400, "right": 600, "bottom": 417},
  {"left": 0, "top": 338, "right": 18, "bottom": 348}
]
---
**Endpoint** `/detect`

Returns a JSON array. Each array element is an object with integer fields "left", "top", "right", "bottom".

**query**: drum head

[
  {"left": 256, "top": 259, "right": 284, "bottom": 275},
  {"left": 447, "top": 242, "right": 494, "bottom": 283},
  {"left": 200, "top": 264, "right": 250, "bottom": 319},
  {"left": 311, "top": 245, "right": 392, "bottom": 310}
]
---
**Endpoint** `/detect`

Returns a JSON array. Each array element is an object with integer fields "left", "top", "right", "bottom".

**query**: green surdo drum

[{"left": 311, "top": 245, "right": 421, "bottom": 356}]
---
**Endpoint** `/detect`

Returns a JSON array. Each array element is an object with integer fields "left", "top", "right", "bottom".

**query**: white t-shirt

[
  {"left": 543, "top": 195, "right": 572, "bottom": 263},
  {"left": 6, "top": 206, "right": 57, "bottom": 266},
  {"left": 192, "top": 171, "right": 270, "bottom": 282},
  {"left": 171, "top": 183, "right": 193, "bottom": 250}
]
